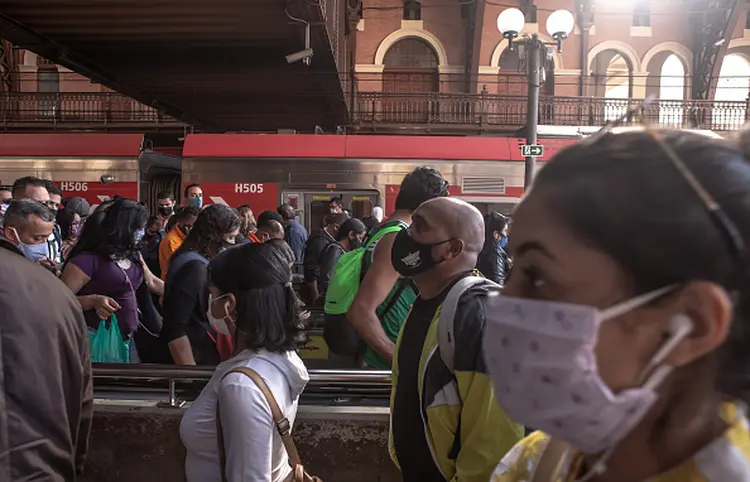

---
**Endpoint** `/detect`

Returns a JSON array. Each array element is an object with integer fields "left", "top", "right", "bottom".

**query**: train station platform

[{"left": 82, "top": 401, "right": 398, "bottom": 482}]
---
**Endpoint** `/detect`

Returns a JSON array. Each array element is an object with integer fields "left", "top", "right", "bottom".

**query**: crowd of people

[{"left": 3, "top": 127, "right": 750, "bottom": 481}]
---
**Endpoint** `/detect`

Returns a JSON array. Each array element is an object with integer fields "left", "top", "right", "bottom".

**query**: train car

[
  {"left": 0, "top": 133, "right": 180, "bottom": 211},
  {"left": 181, "top": 134, "right": 579, "bottom": 229}
]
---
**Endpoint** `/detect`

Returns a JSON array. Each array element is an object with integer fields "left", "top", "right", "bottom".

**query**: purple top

[{"left": 70, "top": 252, "right": 144, "bottom": 335}]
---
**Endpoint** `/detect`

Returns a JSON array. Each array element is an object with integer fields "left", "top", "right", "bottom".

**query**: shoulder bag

[{"left": 216, "top": 367, "right": 322, "bottom": 482}]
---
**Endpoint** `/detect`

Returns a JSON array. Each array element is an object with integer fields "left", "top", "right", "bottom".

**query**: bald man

[
  {"left": 389, "top": 197, "right": 523, "bottom": 482},
  {"left": 257, "top": 219, "right": 285, "bottom": 242}
]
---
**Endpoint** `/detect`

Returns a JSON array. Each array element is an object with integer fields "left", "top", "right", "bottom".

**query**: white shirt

[{"left": 181, "top": 349, "right": 309, "bottom": 482}]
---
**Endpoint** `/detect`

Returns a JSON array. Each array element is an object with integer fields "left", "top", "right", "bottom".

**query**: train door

[{"left": 281, "top": 190, "right": 379, "bottom": 232}]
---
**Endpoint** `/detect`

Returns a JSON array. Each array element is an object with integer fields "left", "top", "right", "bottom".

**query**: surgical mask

[
  {"left": 391, "top": 227, "right": 451, "bottom": 277},
  {"left": 207, "top": 293, "right": 233, "bottom": 336},
  {"left": 483, "top": 286, "right": 691, "bottom": 459},
  {"left": 134, "top": 229, "right": 145, "bottom": 244},
  {"left": 158, "top": 206, "right": 174, "bottom": 216},
  {"left": 8, "top": 227, "right": 49, "bottom": 261},
  {"left": 500, "top": 235, "right": 508, "bottom": 248},
  {"left": 188, "top": 197, "right": 203, "bottom": 209}
]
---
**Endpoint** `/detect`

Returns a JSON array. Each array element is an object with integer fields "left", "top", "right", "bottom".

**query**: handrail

[{"left": 93, "top": 364, "right": 391, "bottom": 384}]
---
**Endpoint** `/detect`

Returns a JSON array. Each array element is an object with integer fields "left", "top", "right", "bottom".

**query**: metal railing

[
  {"left": 3, "top": 90, "right": 748, "bottom": 132},
  {"left": 93, "top": 364, "right": 392, "bottom": 408},
  {"left": 0, "top": 92, "right": 181, "bottom": 127},
  {"left": 352, "top": 92, "right": 750, "bottom": 131}
]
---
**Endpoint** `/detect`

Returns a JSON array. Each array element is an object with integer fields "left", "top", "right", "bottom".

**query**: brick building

[{"left": 3, "top": 0, "right": 750, "bottom": 133}]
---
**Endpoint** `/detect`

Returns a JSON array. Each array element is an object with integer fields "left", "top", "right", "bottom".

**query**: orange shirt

[{"left": 159, "top": 226, "right": 187, "bottom": 280}]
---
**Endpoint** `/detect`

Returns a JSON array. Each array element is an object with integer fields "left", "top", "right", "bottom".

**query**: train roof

[
  {"left": 0, "top": 133, "right": 146, "bottom": 157},
  {"left": 182, "top": 134, "right": 577, "bottom": 162}
]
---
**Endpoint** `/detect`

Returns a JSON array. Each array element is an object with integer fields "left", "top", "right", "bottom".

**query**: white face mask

[
  {"left": 483, "top": 286, "right": 693, "bottom": 460},
  {"left": 206, "top": 293, "right": 233, "bottom": 336}
]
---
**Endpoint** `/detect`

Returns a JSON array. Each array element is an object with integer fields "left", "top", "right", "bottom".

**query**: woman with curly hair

[
  {"left": 60, "top": 198, "right": 149, "bottom": 362},
  {"left": 162, "top": 204, "right": 240, "bottom": 365}
]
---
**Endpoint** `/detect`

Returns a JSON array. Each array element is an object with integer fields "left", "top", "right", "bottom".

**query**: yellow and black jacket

[{"left": 389, "top": 279, "right": 524, "bottom": 482}]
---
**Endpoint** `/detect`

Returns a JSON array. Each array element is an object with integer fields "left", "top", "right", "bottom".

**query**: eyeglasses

[{"left": 587, "top": 97, "right": 746, "bottom": 259}]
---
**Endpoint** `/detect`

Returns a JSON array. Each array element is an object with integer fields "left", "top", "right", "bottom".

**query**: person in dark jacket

[
  {"left": 318, "top": 218, "right": 367, "bottom": 301},
  {"left": 0, "top": 243, "right": 93, "bottom": 481},
  {"left": 303, "top": 212, "right": 349, "bottom": 305},
  {"left": 476, "top": 212, "right": 511, "bottom": 285}
]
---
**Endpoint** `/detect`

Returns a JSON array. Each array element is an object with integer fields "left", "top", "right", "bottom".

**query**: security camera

[{"left": 286, "top": 48, "right": 314, "bottom": 65}]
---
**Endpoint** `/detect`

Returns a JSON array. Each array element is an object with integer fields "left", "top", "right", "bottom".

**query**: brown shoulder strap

[
  {"left": 216, "top": 366, "right": 303, "bottom": 482},
  {"left": 531, "top": 438, "right": 572, "bottom": 482}
]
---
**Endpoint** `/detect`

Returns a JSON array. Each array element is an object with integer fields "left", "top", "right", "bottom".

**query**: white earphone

[{"left": 640, "top": 314, "right": 694, "bottom": 389}]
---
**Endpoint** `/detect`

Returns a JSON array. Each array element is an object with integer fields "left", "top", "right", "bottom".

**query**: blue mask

[
  {"left": 9, "top": 227, "right": 49, "bottom": 261},
  {"left": 500, "top": 235, "right": 509, "bottom": 248},
  {"left": 134, "top": 229, "right": 145, "bottom": 244},
  {"left": 188, "top": 197, "right": 203, "bottom": 209}
]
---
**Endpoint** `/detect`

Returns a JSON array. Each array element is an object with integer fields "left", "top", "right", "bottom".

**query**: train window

[
  {"left": 350, "top": 199, "right": 373, "bottom": 220},
  {"left": 309, "top": 200, "right": 331, "bottom": 230}
]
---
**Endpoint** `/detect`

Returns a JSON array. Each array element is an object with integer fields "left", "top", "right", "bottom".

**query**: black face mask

[
  {"left": 158, "top": 206, "right": 174, "bottom": 216},
  {"left": 391, "top": 228, "right": 451, "bottom": 277},
  {"left": 349, "top": 235, "right": 363, "bottom": 250}
]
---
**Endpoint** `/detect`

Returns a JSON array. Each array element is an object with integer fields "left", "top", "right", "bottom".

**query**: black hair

[
  {"left": 4, "top": 199, "right": 55, "bottom": 226},
  {"left": 209, "top": 241, "right": 307, "bottom": 353},
  {"left": 326, "top": 212, "right": 349, "bottom": 226},
  {"left": 395, "top": 166, "right": 449, "bottom": 211},
  {"left": 57, "top": 205, "right": 85, "bottom": 240},
  {"left": 43, "top": 180, "right": 62, "bottom": 197},
  {"left": 277, "top": 203, "right": 295, "bottom": 221},
  {"left": 534, "top": 129, "right": 750, "bottom": 402},
  {"left": 330, "top": 197, "right": 342, "bottom": 206},
  {"left": 0, "top": 185, "right": 11, "bottom": 193},
  {"left": 484, "top": 212, "right": 509, "bottom": 245},
  {"left": 61, "top": 197, "right": 90, "bottom": 218},
  {"left": 174, "top": 204, "right": 239, "bottom": 261},
  {"left": 361, "top": 215, "right": 379, "bottom": 231},
  {"left": 147, "top": 215, "right": 161, "bottom": 228},
  {"left": 258, "top": 210, "right": 284, "bottom": 228},
  {"left": 157, "top": 191, "right": 175, "bottom": 201},
  {"left": 11, "top": 176, "right": 47, "bottom": 199},
  {"left": 69, "top": 197, "right": 148, "bottom": 262},
  {"left": 335, "top": 218, "right": 366, "bottom": 242},
  {"left": 175, "top": 205, "right": 201, "bottom": 222},
  {"left": 184, "top": 183, "right": 201, "bottom": 198}
]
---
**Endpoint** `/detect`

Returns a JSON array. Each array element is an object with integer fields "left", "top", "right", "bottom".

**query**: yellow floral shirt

[{"left": 491, "top": 403, "right": 750, "bottom": 482}]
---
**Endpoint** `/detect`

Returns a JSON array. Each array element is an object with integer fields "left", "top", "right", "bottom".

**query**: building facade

[{"left": 3, "top": 0, "right": 750, "bottom": 133}]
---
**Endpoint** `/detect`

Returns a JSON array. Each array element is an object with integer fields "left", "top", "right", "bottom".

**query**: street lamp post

[{"left": 497, "top": 8, "right": 574, "bottom": 189}]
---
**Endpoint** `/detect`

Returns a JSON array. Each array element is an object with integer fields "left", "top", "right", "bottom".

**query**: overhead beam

[{"left": 691, "top": 0, "right": 743, "bottom": 100}]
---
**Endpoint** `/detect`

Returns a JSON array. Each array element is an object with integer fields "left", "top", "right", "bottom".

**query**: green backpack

[{"left": 324, "top": 220, "right": 408, "bottom": 316}]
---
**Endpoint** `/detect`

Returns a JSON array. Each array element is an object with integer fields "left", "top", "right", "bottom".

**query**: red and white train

[{"left": 0, "top": 129, "right": 721, "bottom": 230}]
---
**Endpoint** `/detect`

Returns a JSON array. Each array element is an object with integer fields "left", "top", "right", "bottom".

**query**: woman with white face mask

[
  {"left": 485, "top": 128, "right": 750, "bottom": 482},
  {"left": 180, "top": 241, "right": 309, "bottom": 482}
]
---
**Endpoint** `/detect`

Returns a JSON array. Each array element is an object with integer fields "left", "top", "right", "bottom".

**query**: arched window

[
  {"left": 714, "top": 54, "right": 750, "bottom": 130},
  {"left": 658, "top": 54, "right": 685, "bottom": 127},
  {"left": 382, "top": 38, "right": 439, "bottom": 122},
  {"left": 383, "top": 37, "right": 438, "bottom": 70}
]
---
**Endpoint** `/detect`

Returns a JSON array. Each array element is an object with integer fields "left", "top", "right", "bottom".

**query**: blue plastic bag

[{"left": 88, "top": 314, "right": 130, "bottom": 364}]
